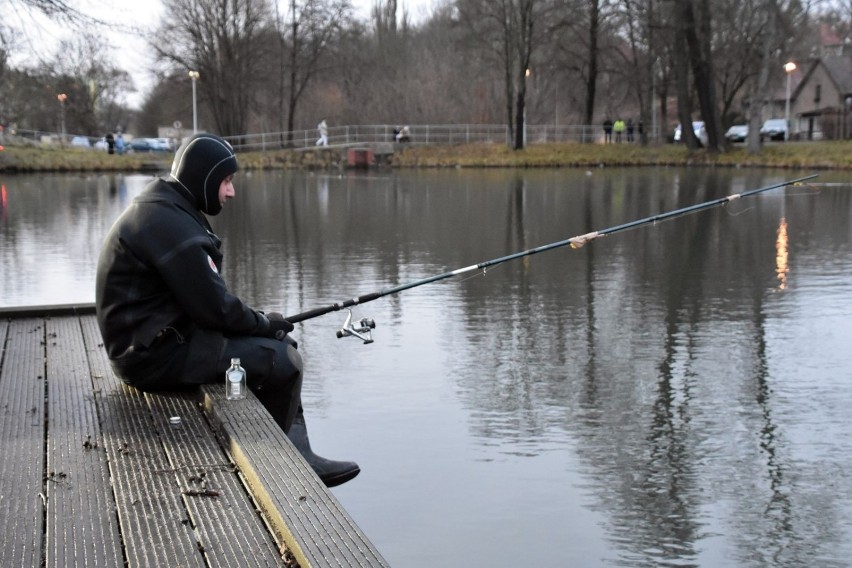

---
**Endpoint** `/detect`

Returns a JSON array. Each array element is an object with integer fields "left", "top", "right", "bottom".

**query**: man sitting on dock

[{"left": 95, "top": 133, "right": 359, "bottom": 487}]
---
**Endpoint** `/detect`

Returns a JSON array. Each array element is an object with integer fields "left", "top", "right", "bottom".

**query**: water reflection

[
  {"left": 776, "top": 217, "right": 789, "bottom": 290},
  {"left": 0, "top": 173, "right": 155, "bottom": 305},
  {"left": 2, "top": 167, "right": 852, "bottom": 567}
]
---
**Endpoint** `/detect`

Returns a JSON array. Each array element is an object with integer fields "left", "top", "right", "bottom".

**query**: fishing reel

[{"left": 336, "top": 309, "right": 376, "bottom": 344}]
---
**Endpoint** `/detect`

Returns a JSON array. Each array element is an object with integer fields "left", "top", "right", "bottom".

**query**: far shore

[{"left": 2, "top": 140, "right": 852, "bottom": 173}]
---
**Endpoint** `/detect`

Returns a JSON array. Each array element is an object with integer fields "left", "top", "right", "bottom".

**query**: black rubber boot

[{"left": 287, "top": 414, "right": 360, "bottom": 488}]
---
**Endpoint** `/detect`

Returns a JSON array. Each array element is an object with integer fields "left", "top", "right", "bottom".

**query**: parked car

[
  {"left": 725, "top": 124, "right": 748, "bottom": 143},
  {"left": 673, "top": 121, "right": 708, "bottom": 147},
  {"left": 127, "top": 137, "right": 171, "bottom": 153},
  {"left": 151, "top": 138, "right": 175, "bottom": 152},
  {"left": 126, "top": 138, "right": 153, "bottom": 153},
  {"left": 70, "top": 136, "right": 91, "bottom": 148},
  {"left": 760, "top": 118, "right": 788, "bottom": 141}
]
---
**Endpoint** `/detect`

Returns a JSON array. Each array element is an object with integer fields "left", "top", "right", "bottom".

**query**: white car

[
  {"left": 760, "top": 118, "right": 788, "bottom": 141},
  {"left": 70, "top": 136, "right": 91, "bottom": 148},
  {"left": 725, "top": 124, "right": 748, "bottom": 143},
  {"left": 152, "top": 138, "right": 175, "bottom": 152},
  {"left": 673, "top": 121, "right": 708, "bottom": 147}
]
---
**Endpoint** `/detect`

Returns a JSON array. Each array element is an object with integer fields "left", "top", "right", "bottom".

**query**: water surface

[{"left": 2, "top": 167, "right": 851, "bottom": 567}]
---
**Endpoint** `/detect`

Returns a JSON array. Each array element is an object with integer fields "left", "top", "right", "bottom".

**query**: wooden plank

[
  {"left": 79, "top": 316, "right": 206, "bottom": 567},
  {"left": 0, "top": 318, "right": 46, "bottom": 567},
  {"left": 0, "top": 303, "right": 95, "bottom": 318},
  {"left": 44, "top": 316, "right": 124, "bottom": 567},
  {"left": 2, "top": 311, "right": 383, "bottom": 568},
  {"left": 144, "top": 389, "right": 289, "bottom": 567},
  {"left": 79, "top": 315, "right": 293, "bottom": 567},
  {"left": 201, "top": 385, "right": 390, "bottom": 568}
]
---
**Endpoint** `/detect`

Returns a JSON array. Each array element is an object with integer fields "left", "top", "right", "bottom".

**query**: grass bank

[
  {"left": 0, "top": 144, "right": 170, "bottom": 173},
  {"left": 385, "top": 140, "right": 852, "bottom": 170},
  {"left": 3, "top": 139, "right": 852, "bottom": 172}
]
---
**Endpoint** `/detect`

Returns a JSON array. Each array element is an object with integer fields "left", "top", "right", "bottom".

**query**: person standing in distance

[
  {"left": 316, "top": 119, "right": 329, "bottom": 146},
  {"left": 95, "top": 132, "right": 359, "bottom": 487}
]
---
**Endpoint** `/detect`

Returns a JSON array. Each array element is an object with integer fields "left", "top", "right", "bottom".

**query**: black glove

[{"left": 267, "top": 312, "right": 294, "bottom": 340}]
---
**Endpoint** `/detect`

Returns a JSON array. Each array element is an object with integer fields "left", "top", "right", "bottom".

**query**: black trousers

[
  {"left": 218, "top": 333, "right": 303, "bottom": 432},
  {"left": 122, "top": 326, "right": 303, "bottom": 433}
]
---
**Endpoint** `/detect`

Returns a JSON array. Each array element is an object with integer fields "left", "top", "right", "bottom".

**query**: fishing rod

[{"left": 286, "top": 173, "right": 819, "bottom": 343}]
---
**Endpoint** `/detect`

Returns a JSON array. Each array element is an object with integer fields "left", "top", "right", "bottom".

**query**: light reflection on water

[{"left": 2, "top": 167, "right": 852, "bottom": 567}]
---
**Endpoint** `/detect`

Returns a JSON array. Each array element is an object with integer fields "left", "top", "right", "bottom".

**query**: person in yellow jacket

[{"left": 613, "top": 118, "right": 626, "bottom": 143}]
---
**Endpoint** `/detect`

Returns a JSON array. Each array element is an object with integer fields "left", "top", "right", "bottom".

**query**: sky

[{"left": 8, "top": 0, "right": 438, "bottom": 109}]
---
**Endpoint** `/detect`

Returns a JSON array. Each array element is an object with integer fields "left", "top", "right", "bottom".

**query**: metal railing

[
  {"left": 223, "top": 123, "right": 664, "bottom": 152},
  {"left": 224, "top": 124, "right": 512, "bottom": 151},
  {"left": 1, "top": 123, "right": 665, "bottom": 152},
  {"left": 1, "top": 128, "right": 110, "bottom": 148}
]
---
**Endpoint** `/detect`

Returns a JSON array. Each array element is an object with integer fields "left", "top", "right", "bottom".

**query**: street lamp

[
  {"left": 784, "top": 61, "right": 796, "bottom": 142},
  {"left": 188, "top": 71, "right": 200, "bottom": 133},
  {"left": 845, "top": 96, "right": 852, "bottom": 140},
  {"left": 57, "top": 93, "right": 68, "bottom": 144},
  {"left": 523, "top": 67, "right": 531, "bottom": 147}
]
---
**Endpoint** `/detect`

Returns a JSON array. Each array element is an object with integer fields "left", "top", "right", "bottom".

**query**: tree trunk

[
  {"left": 748, "top": 1, "right": 776, "bottom": 155},
  {"left": 515, "top": 88, "right": 526, "bottom": 149},
  {"left": 679, "top": 0, "right": 725, "bottom": 152},
  {"left": 287, "top": 0, "right": 299, "bottom": 143},
  {"left": 583, "top": 0, "right": 601, "bottom": 127},
  {"left": 671, "top": 6, "right": 698, "bottom": 148}
]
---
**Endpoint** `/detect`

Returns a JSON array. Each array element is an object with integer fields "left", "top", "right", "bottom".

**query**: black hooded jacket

[
  {"left": 95, "top": 134, "right": 272, "bottom": 383},
  {"left": 169, "top": 133, "right": 237, "bottom": 216}
]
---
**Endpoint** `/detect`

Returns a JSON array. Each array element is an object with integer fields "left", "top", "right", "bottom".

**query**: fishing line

[
  {"left": 724, "top": 182, "right": 821, "bottom": 216},
  {"left": 723, "top": 204, "right": 756, "bottom": 217},
  {"left": 285, "top": 174, "right": 819, "bottom": 342},
  {"left": 456, "top": 266, "right": 499, "bottom": 284}
]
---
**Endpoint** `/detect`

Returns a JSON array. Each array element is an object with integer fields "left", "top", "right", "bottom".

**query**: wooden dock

[{"left": 0, "top": 305, "right": 389, "bottom": 567}]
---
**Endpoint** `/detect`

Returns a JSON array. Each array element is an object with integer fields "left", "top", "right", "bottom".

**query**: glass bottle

[{"left": 225, "top": 358, "right": 247, "bottom": 400}]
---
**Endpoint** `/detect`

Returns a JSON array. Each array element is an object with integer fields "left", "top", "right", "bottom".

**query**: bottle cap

[
  {"left": 169, "top": 416, "right": 182, "bottom": 427},
  {"left": 231, "top": 357, "right": 240, "bottom": 365}
]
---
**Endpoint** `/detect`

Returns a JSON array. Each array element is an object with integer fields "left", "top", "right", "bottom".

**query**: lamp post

[
  {"left": 784, "top": 61, "right": 796, "bottom": 141},
  {"left": 651, "top": 57, "right": 661, "bottom": 144},
  {"left": 57, "top": 93, "right": 67, "bottom": 144},
  {"left": 188, "top": 71, "right": 200, "bottom": 133},
  {"left": 846, "top": 96, "right": 852, "bottom": 140},
  {"left": 523, "top": 67, "right": 531, "bottom": 147}
]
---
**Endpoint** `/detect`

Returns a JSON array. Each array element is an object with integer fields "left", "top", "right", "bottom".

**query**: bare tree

[
  {"left": 618, "top": 0, "right": 662, "bottom": 145},
  {"left": 3, "top": 0, "right": 92, "bottom": 24},
  {"left": 713, "top": 0, "right": 765, "bottom": 127},
  {"left": 743, "top": 0, "right": 809, "bottom": 153},
  {"left": 583, "top": 0, "right": 603, "bottom": 126},
  {"left": 333, "top": 1, "right": 495, "bottom": 126},
  {"left": 668, "top": 6, "right": 700, "bottom": 148},
  {"left": 562, "top": 0, "right": 616, "bottom": 127},
  {"left": 745, "top": 1, "right": 779, "bottom": 154},
  {"left": 373, "top": 0, "right": 410, "bottom": 39},
  {"left": 51, "top": 33, "right": 133, "bottom": 135},
  {"left": 155, "top": 0, "right": 272, "bottom": 137},
  {"left": 541, "top": 0, "right": 624, "bottom": 133},
  {"left": 676, "top": 0, "right": 726, "bottom": 152},
  {"left": 0, "top": 33, "right": 8, "bottom": 91},
  {"left": 359, "top": 0, "right": 411, "bottom": 121},
  {"left": 272, "top": 0, "right": 351, "bottom": 143},
  {"left": 455, "top": 0, "right": 557, "bottom": 149}
]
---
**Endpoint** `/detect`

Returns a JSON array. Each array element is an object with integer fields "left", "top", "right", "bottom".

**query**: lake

[{"left": 1, "top": 167, "right": 851, "bottom": 567}]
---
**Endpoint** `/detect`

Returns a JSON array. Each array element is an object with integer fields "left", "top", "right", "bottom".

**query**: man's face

[{"left": 218, "top": 174, "right": 235, "bottom": 207}]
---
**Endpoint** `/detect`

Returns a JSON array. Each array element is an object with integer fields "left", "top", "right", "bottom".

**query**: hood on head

[{"left": 169, "top": 133, "right": 238, "bottom": 215}]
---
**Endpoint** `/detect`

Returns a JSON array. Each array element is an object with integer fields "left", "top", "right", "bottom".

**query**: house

[
  {"left": 784, "top": 55, "right": 852, "bottom": 140},
  {"left": 765, "top": 24, "right": 852, "bottom": 140}
]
